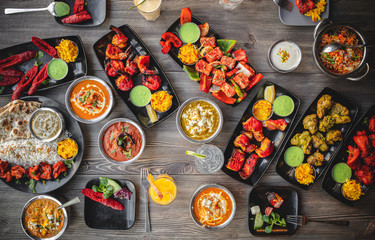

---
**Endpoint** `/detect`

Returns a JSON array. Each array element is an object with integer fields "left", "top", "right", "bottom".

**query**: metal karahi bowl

[
  {"left": 176, "top": 97, "right": 223, "bottom": 144},
  {"left": 98, "top": 118, "right": 146, "bottom": 165},
  {"left": 28, "top": 107, "right": 65, "bottom": 143},
  {"left": 65, "top": 75, "right": 114, "bottom": 124},
  {"left": 189, "top": 183, "right": 236, "bottom": 230},
  {"left": 20, "top": 195, "right": 68, "bottom": 240}
]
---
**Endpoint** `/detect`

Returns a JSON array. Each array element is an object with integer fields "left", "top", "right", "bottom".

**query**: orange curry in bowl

[
  {"left": 24, "top": 198, "right": 65, "bottom": 238},
  {"left": 69, "top": 79, "right": 111, "bottom": 120},
  {"left": 193, "top": 187, "right": 233, "bottom": 227},
  {"left": 102, "top": 122, "right": 143, "bottom": 161}
]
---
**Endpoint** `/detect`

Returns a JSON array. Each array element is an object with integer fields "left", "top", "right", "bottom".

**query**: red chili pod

[
  {"left": 62, "top": 10, "right": 92, "bottom": 24},
  {"left": 32, "top": 37, "right": 58, "bottom": 58},
  {"left": 0, "top": 76, "right": 20, "bottom": 86},
  {"left": 0, "top": 68, "right": 24, "bottom": 77},
  {"left": 28, "top": 63, "right": 49, "bottom": 96},
  {"left": 74, "top": 0, "right": 85, "bottom": 14},
  {"left": 0, "top": 50, "right": 37, "bottom": 69},
  {"left": 12, "top": 65, "right": 39, "bottom": 100}
]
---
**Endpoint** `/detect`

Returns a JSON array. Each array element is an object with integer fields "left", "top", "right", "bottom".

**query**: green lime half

[
  {"left": 185, "top": 150, "right": 206, "bottom": 159},
  {"left": 183, "top": 65, "right": 200, "bottom": 81}
]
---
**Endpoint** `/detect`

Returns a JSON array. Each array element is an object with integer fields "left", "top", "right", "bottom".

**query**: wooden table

[{"left": 0, "top": 0, "right": 374, "bottom": 239}]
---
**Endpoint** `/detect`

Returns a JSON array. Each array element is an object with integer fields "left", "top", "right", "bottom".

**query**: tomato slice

[
  {"left": 198, "top": 23, "right": 209, "bottom": 37},
  {"left": 265, "top": 207, "right": 273, "bottom": 217},
  {"left": 180, "top": 7, "right": 192, "bottom": 25}
]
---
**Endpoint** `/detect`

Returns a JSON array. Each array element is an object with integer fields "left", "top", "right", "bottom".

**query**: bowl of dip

[
  {"left": 65, "top": 76, "right": 114, "bottom": 124},
  {"left": 332, "top": 162, "right": 352, "bottom": 184},
  {"left": 130, "top": 85, "right": 152, "bottom": 107},
  {"left": 98, "top": 118, "right": 146, "bottom": 165},
  {"left": 284, "top": 146, "right": 304, "bottom": 167},
  {"left": 252, "top": 100, "right": 273, "bottom": 121},
  {"left": 21, "top": 195, "right": 68, "bottom": 240},
  {"left": 47, "top": 58, "right": 69, "bottom": 80},
  {"left": 179, "top": 22, "right": 201, "bottom": 44},
  {"left": 272, "top": 95, "right": 295, "bottom": 117},
  {"left": 151, "top": 90, "right": 173, "bottom": 113},
  {"left": 176, "top": 98, "right": 223, "bottom": 144},
  {"left": 268, "top": 40, "right": 302, "bottom": 73},
  {"left": 29, "top": 107, "right": 64, "bottom": 142},
  {"left": 190, "top": 184, "right": 236, "bottom": 230}
]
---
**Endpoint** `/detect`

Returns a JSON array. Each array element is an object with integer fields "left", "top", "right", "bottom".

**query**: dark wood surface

[{"left": 0, "top": 0, "right": 374, "bottom": 239}]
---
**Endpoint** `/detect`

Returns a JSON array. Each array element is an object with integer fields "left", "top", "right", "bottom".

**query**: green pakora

[{"left": 303, "top": 114, "right": 318, "bottom": 134}]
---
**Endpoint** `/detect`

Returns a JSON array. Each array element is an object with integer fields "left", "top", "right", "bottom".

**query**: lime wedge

[{"left": 185, "top": 150, "right": 206, "bottom": 159}]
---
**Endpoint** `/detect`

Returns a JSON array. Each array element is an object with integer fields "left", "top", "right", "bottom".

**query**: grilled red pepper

[
  {"left": 12, "top": 65, "right": 39, "bottom": 100},
  {"left": 266, "top": 192, "right": 284, "bottom": 208},
  {"left": 0, "top": 76, "right": 20, "bottom": 86},
  {"left": 0, "top": 50, "right": 37, "bottom": 69},
  {"left": 10, "top": 165, "right": 26, "bottom": 180},
  {"left": 353, "top": 130, "right": 371, "bottom": 157},
  {"left": 369, "top": 115, "right": 375, "bottom": 133},
  {"left": 32, "top": 36, "right": 58, "bottom": 58},
  {"left": 180, "top": 7, "right": 192, "bottom": 25},
  {"left": 347, "top": 145, "right": 361, "bottom": 170},
  {"left": 200, "top": 73, "right": 211, "bottom": 94},
  {"left": 74, "top": 0, "right": 85, "bottom": 13},
  {"left": 62, "top": 10, "right": 92, "bottom": 24},
  {"left": 28, "top": 63, "right": 49, "bottom": 96},
  {"left": 245, "top": 73, "right": 263, "bottom": 92},
  {"left": 0, "top": 68, "right": 24, "bottom": 77},
  {"left": 225, "top": 68, "right": 238, "bottom": 78},
  {"left": 198, "top": 23, "right": 209, "bottom": 37},
  {"left": 212, "top": 90, "right": 236, "bottom": 105},
  {"left": 160, "top": 32, "right": 182, "bottom": 54},
  {"left": 232, "top": 49, "right": 248, "bottom": 63},
  {"left": 160, "top": 40, "right": 172, "bottom": 54},
  {"left": 81, "top": 188, "right": 125, "bottom": 210},
  {"left": 52, "top": 161, "right": 67, "bottom": 179}
]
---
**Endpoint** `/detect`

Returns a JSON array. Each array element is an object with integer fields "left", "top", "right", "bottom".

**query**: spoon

[
  {"left": 4, "top": 2, "right": 58, "bottom": 16},
  {"left": 321, "top": 43, "right": 366, "bottom": 53},
  {"left": 56, "top": 196, "right": 80, "bottom": 210}
]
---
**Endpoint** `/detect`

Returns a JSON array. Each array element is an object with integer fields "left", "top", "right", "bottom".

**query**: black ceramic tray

[
  {"left": 248, "top": 186, "right": 298, "bottom": 236},
  {"left": 276, "top": 87, "right": 358, "bottom": 190},
  {"left": 84, "top": 179, "right": 136, "bottom": 230},
  {"left": 93, "top": 24, "right": 180, "bottom": 128},
  {"left": 163, "top": 15, "right": 260, "bottom": 107},
  {"left": 0, "top": 96, "right": 84, "bottom": 193},
  {"left": 54, "top": 0, "right": 106, "bottom": 27},
  {"left": 322, "top": 105, "right": 374, "bottom": 206},
  {"left": 222, "top": 81, "right": 301, "bottom": 186},
  {"left": 0, "top": 35, "right": 87, "bottom": 96}
]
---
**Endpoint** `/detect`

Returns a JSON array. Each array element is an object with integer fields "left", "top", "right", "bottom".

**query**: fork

[
  {"left": 273, "top": 0, "right": 294, "bottom": 12},
  {"left": 286, "top": 215, "right": 349, "bottom": 226},
  {"left": 140, "top": 168, "right": 151, "bottom": 232}
]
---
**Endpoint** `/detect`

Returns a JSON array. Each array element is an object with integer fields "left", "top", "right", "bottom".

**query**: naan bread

[{"left": 0, "top": 100, "right": 41, "bottom": 142}]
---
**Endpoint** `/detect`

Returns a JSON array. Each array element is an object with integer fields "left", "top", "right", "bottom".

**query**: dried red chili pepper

[
  {"left": 32, "top": 36, "right": 58, "bottom": 58},
  {"left": 62, "top": 10, "right": 92, "bottom": 24},
  {"left": 81, "top": 188, "right": 125, "bottom": 210},
  {"left": 0, "top": 68, "right": 24, "bottom": 77},
  {"left": 28, "top": 63, "right": 49, "bottom": 96},
  {"left": 12, "top": 65, "right": 39, "bottom": 100},
  {"left": 0, "top": 76, "right": 20, "bottom": 86},
  {"left": 0, "top": 50, "right": 37, "bottom": 69},
  {"left": 74, "top": 0, "right": 85, "bottom": 14}
]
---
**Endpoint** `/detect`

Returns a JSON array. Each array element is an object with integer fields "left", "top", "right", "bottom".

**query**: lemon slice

[{"left": 264, "top": 85, "right": 275, "bottom": 103}]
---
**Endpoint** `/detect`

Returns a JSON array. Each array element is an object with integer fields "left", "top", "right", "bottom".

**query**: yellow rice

[
  {"left": 56, "top": 39, "right": 78, "bottom": 63},
  {"left": 295, "top": 163, "right": 315, "bottom": 185},
  {"left": 342, "top": 179, "right": 363, "bottom": 201}
]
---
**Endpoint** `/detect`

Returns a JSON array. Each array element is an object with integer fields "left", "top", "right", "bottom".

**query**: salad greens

[
  {"left": 262, "top": 212, "right": 286, "bottom": 233},
  {"left": 92, "top": 177, "right": 122, "bottom": 199}
]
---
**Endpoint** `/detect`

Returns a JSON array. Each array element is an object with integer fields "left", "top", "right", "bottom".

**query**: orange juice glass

[{"left": 149, "top": 174, "right": 177, "bottom": 205}]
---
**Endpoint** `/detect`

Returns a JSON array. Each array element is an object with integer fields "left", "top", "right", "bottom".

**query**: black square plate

[
  {"left": 84, "top": 179, "right": 136, "bottom": 230},
  {"left": 248, "top": 186, "right": 298, "bottom": 236},
  {"left": 221, "top": 81, "right": 301, "bottom": 186},
  {"left": 322, "top": 105, "right": 374, "bottom": 206},
  {"left": 54, "top": 0, "right": 106, "bottom": 27},
  {"left": 163, "top": 15, "right": 261, "bottom": 107},
  {"left": 93, "top": 24, "right": 180, "bottom": 128},
  {"left": 0, "top": 35, "right": 87, "bottom": 96},
  {"left": 276, "top": 87, "right": 358, "bottom": 190}
]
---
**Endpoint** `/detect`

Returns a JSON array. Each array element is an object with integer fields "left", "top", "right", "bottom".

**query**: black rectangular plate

[
  {"left": 84, "top": 179, "right": 136, "bottom": 230},
  {"left": 54, "top": 0, "right": 106, "bottom": 27},
  {"left": 163, "top": 15, "right": 260, "bottom": 107},
  {"left": 276, "top": 87, "right": 359, "bottom": 190},
  {"left": 93, "top": 24, "right": 180, "bottom": 128},
  {"left": 248, "top": 186, "right": 298, "bottom": 236},
  {"left": 0, "top": 35, "right": 87, "bottom": 96},
  {"left": 322, "top": 105, "right": 374, "bottom": 206},
  {"left": 221, "top": 81, "right": 301, "bottom": 186}
]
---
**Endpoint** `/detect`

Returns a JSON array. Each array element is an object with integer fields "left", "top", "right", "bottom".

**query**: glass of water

[
  {"left": 194, "top": 144, "right": 224, "bottom": 174},
  {"left": 219, "top": 0, "right": 244, "bottom": 11}
]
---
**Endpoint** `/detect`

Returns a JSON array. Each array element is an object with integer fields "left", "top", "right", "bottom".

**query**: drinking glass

[
  {"left": 219, "top": 0, "right": 244, "bottom": 11},
  {"left": 134, "top": 0, "right": 162, "bottom": 21}
]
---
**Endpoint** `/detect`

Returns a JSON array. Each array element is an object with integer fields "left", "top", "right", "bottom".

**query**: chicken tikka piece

[
  {"left": 291, "top": 131, "right": 312, "bottom": 154},
  {"left": 317, "top": 94, "right": 333, "bottom": 119},
  {"left": 307, "top": 150, "right": 325, "bottom": 166},
  {"left": 303, "top": 114, "right": 318, "bottom": 134}
]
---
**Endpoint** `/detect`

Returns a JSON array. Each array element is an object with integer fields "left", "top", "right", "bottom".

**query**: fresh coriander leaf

[
  {"left": 265, "top": 225, "right": 272, "bottom": 234},
  {"left": 111, "top": 149, "right": 116, "bottom": 154},
  {"left": 26, "top": 179, "right": 37, "bottom": 193},
  {"left": 42, "top": 78, "right": 50, "bottom": 85},
  {"left": 36, "top": 51, "right": 44, "bottom": 60},
  {"left": 56, "top": 178, "right": 61, "bottom": 183},
  {"left": 64, "top": 159, "right": 74, "bottom": 168},
  {"left": 42, "top": 180, "right": 46, "bottom": 185},
  {"left": 124, "top": 126, "right": 129, "bottom": 132},
  {"left": 100, "top": 178, "right": 108, "bottom": 188},
  {"left": 0, "top": 86, "right": 5, "bottom": 95},
  {"left": 63, "top": 172, "right": 68, "bottom": 177},
  {"left": 15, "top": 180, "right": 21, "bottom": 184},
  {"left": 262, "top": 215, "right": 269, "bottom": 223}
]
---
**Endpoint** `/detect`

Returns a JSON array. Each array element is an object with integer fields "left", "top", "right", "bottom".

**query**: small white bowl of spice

[{"left": 268, "top": 40, "right": 302, "bottom": 73}]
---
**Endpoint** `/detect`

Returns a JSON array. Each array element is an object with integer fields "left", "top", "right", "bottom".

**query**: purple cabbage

[{"left": 114, "top": 187, "right": 133, "bottom": 200}]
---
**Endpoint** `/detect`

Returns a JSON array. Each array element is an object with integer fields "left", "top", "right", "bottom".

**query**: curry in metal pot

[{"left": 180, "top": 100, "right": 220, "bottom": 141}]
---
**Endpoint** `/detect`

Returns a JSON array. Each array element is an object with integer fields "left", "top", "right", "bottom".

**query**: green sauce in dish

[
  {"left": 273, "top": 95, "right": 294, "bottom": 117},
  {"left": 179, "top": 22, "right": 200, "bottom": 43},
  {"left": 130, "top": 85, "right": 151, "bottom": 107},
  {"left": 332, "top": 163, "right": 352, "bottom": 183},
  {"left": 47, "top": 59, "right": 68, "bottom": 80},
  {"left": 284, "top": 146, "right": 304, "bottom": 167},
  {"left": 54, "top": 2, "right": 70, "bottom": 17}
]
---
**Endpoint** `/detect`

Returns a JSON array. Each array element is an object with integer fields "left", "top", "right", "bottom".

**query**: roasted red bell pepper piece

[
  {"left": 232, "top": 49, "right": 248, "bottom": 63},
  {"left": 53, "top": 161, "right": 67, "bottom": 179},
  {"left": 62, "top": 10, "right": 92, "bottom": 24},
  {"left": 160, "top": 40, "right": 172, "bottom": 54},
  {"left": 160, "top": 32, "right": 182, "bottom": 54},
  {"left": 12, "top": 65, "right": 39, "bottom": 100},
  {"left": 198, "top": 23, "right": 209, "bottom": 37},
  {"left": 226, "top": 68, "right": 238, "bottom": 78},
  {"left": 27, "top": 165, "right": 41, "bottom": 181},
  {"left": 74, "top": 0, "right": 85, "bottom": 13},
  {"left": 0, "top": 68, "right": 24, "bottom": 77},
  {"left": 32, "top": 36, "right": 58, "bottom": 58},
  {"left": 245, "top": 73, "right": 263, "bottom": 92},
  {"left": 11, "top": 165, "right": 26, "bottom": 180},
  {"left": 369, "top": 115, "right": 375, "bottom": 133},
  {"left": 28, "top": 63, "right": 49, "bottom": 96},
  {"left": 347, "top": 145, "right": 361, "bottom": 170},
  {"left": 81, "top": 188, "right": 125, "bottom": 210},
  {"left": 0, "top": 76, "right": 20, "bottom": 86},
  {"left": 0, "top": 50, "right": 37, "bottom": 69},
  {"left": 212, "top": 90, "right": 236, "bottom": 105},
  {"left": 180, "top": 7, "right": 192, "bottom": 25},
  {"left": 200, "top": 73, "right": 211, "bottom": 94},
  {"left": 353, "top": 130, "right": 371, "bottom": 157}
]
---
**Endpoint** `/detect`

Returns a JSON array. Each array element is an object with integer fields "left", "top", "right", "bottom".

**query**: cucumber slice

[{"left": 254, "top": 212, "right": 264, "bottom": 230}]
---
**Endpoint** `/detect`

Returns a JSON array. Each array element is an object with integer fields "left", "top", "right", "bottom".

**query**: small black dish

[
  {"left": 54, "top": 0, "right": 106, "bottom": 27},
  {"left": 163, "top": 15, "right": 260, "bottom": 107},
  {"left": 84, "top": 178, "right": 136, "bottom": 230},
  {"left": 221, "top": 81, "right": 301, "bottom": 186},
  {"left": 276, "top": 87, "right": 358, "bottom": 190},
  {"left": 0, "top": 35, "right": 87, "bottom": 96},
  {"left": 93, "top": 24, "right": 180, "bottom": 128},
  {"left": 322, "top": 105, "right": 374, "bottom": 206},
  {"left": 248, "top": 186, "right": 298, "bottom": 236},
  {"left": 0, "top": 96, "right": 84, "bottom": 193}
]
